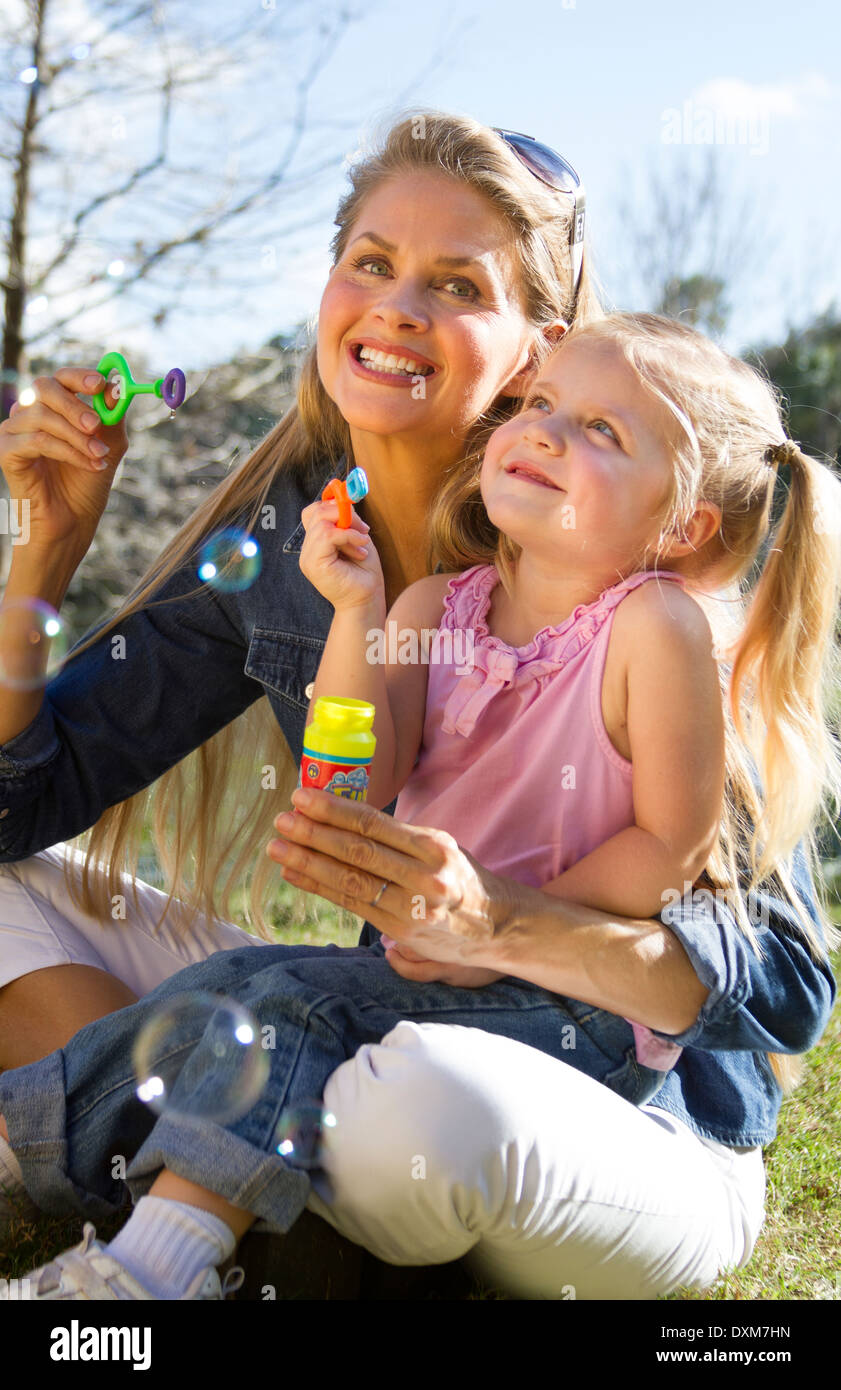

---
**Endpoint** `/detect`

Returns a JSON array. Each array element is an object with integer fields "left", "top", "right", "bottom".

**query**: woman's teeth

[{"left": 357, "top": 346, "right": 433, "bottom": 377}]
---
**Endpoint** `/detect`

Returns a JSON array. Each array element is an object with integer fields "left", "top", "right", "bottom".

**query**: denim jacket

[{"left": 0, "top": 454, "right": 834, "bottom": 1146}]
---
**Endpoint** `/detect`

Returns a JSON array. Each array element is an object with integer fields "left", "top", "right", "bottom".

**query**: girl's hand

[
  {"left": 0, "top": 368, "right": 127, "bottom": 557},
  {"left": 266, "top": 787, "right": 519, "bottom": 976},
  {"left": 299, "top": 498, "right": 385, "bottom": 612}
]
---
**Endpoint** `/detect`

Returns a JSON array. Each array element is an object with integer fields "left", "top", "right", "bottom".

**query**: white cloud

[{"left": 693, "top": 74, "right": 837, "bottom": 120}]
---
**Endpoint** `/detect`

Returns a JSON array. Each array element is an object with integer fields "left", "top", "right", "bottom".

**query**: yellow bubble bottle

[{"left": 299, "top": 697, "right": 376, "bottom": 801}]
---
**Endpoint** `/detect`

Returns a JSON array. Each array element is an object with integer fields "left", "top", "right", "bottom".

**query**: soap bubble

[
  {"left": 275, "top": 1101, "right": 337, "bottom": 1169},
  {"left": 197, "top": 527, "right": 262, "bottom": 592},
  {"left": 133, "top": 991, "right": 269, "bottom": 1124},
  {"left": 0, "top": 599, "right": 68, "bottom": 690}
]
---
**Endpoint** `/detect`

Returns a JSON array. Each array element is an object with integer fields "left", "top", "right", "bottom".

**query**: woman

[
  {"left": 0, "top": 112, "right": 834, "bottom": 1300},
  {"left": 0, "top": 112, "right": 593, "bottom": 1056}
]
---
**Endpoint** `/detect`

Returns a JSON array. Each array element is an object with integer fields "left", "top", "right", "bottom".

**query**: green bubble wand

[{"left": 91, "top": 351, "right": 186, "bottom": 426}]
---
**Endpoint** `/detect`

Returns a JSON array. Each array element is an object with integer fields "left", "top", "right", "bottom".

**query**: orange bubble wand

[{"left": 321, "top": 466, "right": 369, "bottom": 529}]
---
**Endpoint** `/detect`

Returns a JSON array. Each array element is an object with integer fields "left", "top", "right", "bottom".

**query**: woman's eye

[
  {"left": 349, "top": 257, "right": 478, "bottom": 299},
  {"left": 351, "top": 255, "right": 389, "bottom": 276},
  {"left": 441, "top": 277, "right": 479, "bottom": 300}
]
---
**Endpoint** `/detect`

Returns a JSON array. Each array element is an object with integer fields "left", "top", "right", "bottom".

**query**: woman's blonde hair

[
  {"left": 436, "top": 310, "right": 841, "bottom": 1090},
  {"left": 64, "top": 109, "right": 603, "bottom": 941}
]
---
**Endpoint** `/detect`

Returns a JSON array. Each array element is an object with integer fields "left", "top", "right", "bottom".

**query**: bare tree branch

[
  {"left": 2, "top": 0, "right": 452, "bottom": 410},
  {"left": 610, "top": 148, "right": 777, "bottom": 335},
  {"left": 32, "top": 78, "right": 174, "bottom": 289}
]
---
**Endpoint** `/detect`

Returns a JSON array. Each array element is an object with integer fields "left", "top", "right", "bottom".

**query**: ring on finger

[{"left": 370, "top": 879, "right": 388, "bottom": 907}]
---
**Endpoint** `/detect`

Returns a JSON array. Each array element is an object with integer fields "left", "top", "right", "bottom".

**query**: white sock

[
  {"left": 0, "top": 1132, "right": 24, "bottom": 1195},
  {"left": 106, "top": 1195, "right": 236, "bottom": 1299}
]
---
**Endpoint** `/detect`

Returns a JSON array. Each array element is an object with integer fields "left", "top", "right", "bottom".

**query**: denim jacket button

[
  {"left": 304, "top": 682, "right": 315, "bottom": 699},
  {"left": 0, "top": 808, "right": 7, "bottom": 818}
]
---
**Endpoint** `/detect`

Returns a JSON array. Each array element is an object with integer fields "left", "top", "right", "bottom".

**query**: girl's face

[
  {"left": 481, "top": 335, "right": 680, "bottom": 576},
  {"left": 317, "top": 171, "right": 536, "bottom": 451}
]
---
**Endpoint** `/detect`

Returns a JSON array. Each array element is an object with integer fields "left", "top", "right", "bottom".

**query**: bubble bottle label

[{"left": 299, "top": 697, "right": 376, "bottom": 802}]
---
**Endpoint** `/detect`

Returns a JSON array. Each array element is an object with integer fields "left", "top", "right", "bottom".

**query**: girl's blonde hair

[
  {"left": 435, "top": 310, "right": 841, "bottom": 1090},
  {"left": 64, "top": 109, "right": 602, "bottom": 941}
]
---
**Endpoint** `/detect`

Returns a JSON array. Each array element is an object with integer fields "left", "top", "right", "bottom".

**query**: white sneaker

[{"left": 1, "top": 1224, "right": 245, "bottom": 1301}]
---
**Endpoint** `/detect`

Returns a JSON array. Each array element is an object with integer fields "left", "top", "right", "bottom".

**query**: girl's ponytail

[
  {"left": 726, "top": 441, "right": 841, "bottom": 1093},
  {"left": 728, "top": 440, "right": 841, "bottom": 886}
]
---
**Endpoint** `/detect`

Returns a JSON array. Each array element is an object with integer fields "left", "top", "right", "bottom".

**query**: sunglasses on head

[{"left": 493, "top": 128, "right": 586, "bottom": 302}]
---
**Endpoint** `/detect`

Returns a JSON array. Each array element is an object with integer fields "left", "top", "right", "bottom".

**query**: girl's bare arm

[{"left": 519, "top": 582, "right": 725, "bottom": 919}]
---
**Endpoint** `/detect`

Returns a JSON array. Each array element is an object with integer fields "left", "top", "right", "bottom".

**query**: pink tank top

[
  {"left": 394, "top": 563, "right": 688, "bottom": 1074},
  {"left": 395, "top": 563, "right": 687, "bottom": 888}
]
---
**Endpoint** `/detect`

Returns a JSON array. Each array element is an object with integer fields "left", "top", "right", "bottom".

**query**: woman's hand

[
  {"left": 299, "top": 498, "right": 385, "bottom": 612},
  {"left": 264, "top": 789, "right": 711, "bottom": 1033},
  {"left": 379, "top": 934, "right": 506, "bottom": 987},
  {"left": 0, "top": 368, "right": 127, "bottom": 557},
  {"left": 266, "top": 787, "right": 516, "bottom": 983}
]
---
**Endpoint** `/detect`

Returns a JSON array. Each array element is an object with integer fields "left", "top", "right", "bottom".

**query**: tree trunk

[{"left": 1, "top": 0, "right": 48, "bottom": 419}]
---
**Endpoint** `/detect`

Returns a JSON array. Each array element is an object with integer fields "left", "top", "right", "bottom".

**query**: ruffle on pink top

[{"left": 440, "top": 564, "right": 658, "bottom": 738}]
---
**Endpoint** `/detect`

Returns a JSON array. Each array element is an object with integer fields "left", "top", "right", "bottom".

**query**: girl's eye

[
  {"left": 589, "top": 419, "right": 619, "bottom": 442},
  {"left": 523, "top": 394, "right": 551, "bottom": 413}
]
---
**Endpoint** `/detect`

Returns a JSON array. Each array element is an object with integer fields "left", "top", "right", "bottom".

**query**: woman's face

[{"left": 317, "top": 171, "right": 536, "bottom": 452}]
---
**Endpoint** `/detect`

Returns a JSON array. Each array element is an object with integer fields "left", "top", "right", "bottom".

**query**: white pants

[{"left": 0, "top": 844, "right": 766, "bottom": 1300}]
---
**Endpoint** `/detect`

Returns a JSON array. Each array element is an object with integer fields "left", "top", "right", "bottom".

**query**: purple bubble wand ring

[{"left": 92, "top": 351, "right": 186, "bottom": 425}]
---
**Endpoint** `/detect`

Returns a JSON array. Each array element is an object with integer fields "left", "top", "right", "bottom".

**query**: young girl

[
  {"left": 296, "top": 308, "right": 815, "bottom": 1078},
  {"left": 2, "top": 311, "right": 838, "bottom": 1302}
]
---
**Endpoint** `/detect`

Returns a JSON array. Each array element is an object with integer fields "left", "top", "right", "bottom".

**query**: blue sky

[
  {"left": 17, "top": 0, "right": 841, "bottom": 375},
  {"left": 333, "top": 0, "right": 840, "bottom": 347}
]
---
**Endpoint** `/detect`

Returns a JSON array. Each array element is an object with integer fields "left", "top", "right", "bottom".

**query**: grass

[
  {"left": 2, "top": 877, "right": 840, "bottom": 1300},
  {"left": 670, "top": 953, "right": 841, "bottom": 1301}
]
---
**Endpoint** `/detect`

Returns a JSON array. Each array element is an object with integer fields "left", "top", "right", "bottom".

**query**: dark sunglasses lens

[{"left": 496, "top": 130, "right": 579, "bottom": 193}]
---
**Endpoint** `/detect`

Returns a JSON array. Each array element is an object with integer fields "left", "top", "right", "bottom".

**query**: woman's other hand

[
  {"left": 265, "top": 789, "right": 710, "bottom": 1031},
  {"left": 0, "top": 368, "right": 128, "bottom": 558},
  {"left": 266, "top": 787, "right": 516, "bottom": 976},
  {"left": 299, "top": 498, "right": 385, "bottom": 612},
  {"left": 379, "top": 933, "right": 506, "bottom": 987}
]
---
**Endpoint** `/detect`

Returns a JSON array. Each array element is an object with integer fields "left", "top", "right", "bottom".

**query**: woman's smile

[{"left": 346, "top": 338, "right": 438, "bottom": 388}]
